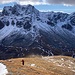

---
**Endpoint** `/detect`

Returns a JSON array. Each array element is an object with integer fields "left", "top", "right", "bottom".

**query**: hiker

[
  {"left": 72, "top": 55, "right": 75, "bottom": 58},
  {"left": 72, "top": 51, "right": 75, "bottom": 58},
  {"left": 21, "top": 59, "right": 24, "bottom": 65}
]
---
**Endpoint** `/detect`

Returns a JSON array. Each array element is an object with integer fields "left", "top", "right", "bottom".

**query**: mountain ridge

[{"left": 0, "top": 4, "right": 75, "bottom": 59}]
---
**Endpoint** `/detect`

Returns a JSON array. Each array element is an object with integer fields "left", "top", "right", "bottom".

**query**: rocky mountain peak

[
  {"left": 2, "top": 4, "right": 39, "bottom": 16},
  {"left": 0, "top": 4, "right": 75, "bottom": 58}
]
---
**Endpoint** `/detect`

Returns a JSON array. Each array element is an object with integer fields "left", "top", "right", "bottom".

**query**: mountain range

[{"left": 0, "top": 4, "right": 75, "bottom": 59}]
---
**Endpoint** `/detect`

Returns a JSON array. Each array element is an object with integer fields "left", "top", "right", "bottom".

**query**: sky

[{"left": 0, "top": 0, "right": 75, "bottom": 13}]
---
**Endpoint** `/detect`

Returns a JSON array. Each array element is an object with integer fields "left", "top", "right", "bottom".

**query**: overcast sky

[
  {"left": 0, "top": 0, "right": 75, "bottom": 13},
  {"left": 0, "top": 0, "right": 75, "bottom": 5}
]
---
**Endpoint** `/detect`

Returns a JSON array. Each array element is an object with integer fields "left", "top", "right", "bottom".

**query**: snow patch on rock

[{"left": 30, "top": 64, "right": 35, "bottom": 67}]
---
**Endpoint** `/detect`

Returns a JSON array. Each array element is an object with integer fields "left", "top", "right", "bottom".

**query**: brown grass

[{"left": 0, "top": 56, "right": 75, "bottom": 75}]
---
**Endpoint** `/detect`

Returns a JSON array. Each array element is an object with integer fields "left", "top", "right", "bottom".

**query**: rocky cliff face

[{"left": 0, "top": 4, "right": 75, "bottom": 59}]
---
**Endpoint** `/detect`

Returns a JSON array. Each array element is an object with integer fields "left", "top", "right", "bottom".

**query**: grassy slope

[{"left": 0, "top": 56, "right": 75, "bottom": 75}]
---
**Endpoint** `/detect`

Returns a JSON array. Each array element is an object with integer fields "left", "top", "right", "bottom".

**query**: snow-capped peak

[
  {"left": 2, "top": 4, "right": 39, "bottom": 17},
  {"left": 0, "top": 4, "right": 75, "bottom": 57}
]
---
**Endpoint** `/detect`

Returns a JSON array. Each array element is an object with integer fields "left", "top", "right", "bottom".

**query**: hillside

[{"left": 0, "top": 56, "right": 75, "bottom": 75}]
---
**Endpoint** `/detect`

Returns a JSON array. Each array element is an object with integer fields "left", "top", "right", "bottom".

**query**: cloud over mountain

[
  {"left": 46, "top": 0, "right": 75, "bottom": 5},
  {"left": 0, "top": 0, "right": 75, "bottom": 5}
]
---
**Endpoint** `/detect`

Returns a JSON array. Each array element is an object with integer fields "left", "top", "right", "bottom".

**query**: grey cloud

[
  {"left": 19, "top": 0, "right": 39, "bottom": 2},
  {"left": 0, "top": 0, "right": 75, "bottom": 5},
  {"left": 0, "top": 0, "right": 40, "bottom": 4},
  {"left": 46, "top": 0, "right": 75, "bottom": 5},
  {"left": 0, "top": 0, "right": 40, "bottom": 3},
  {"left": 0, "top": 0, "right": 10, "bottom": 3}
]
